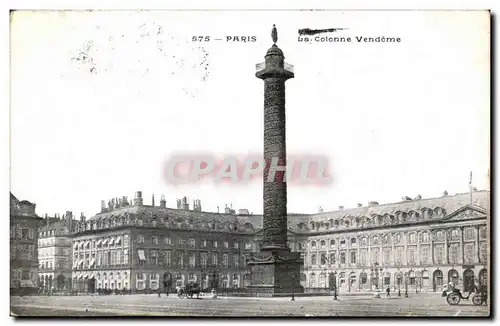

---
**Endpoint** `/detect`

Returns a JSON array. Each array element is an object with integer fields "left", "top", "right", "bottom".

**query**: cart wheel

[
  {"left": 472, "top": 294, "right": 483, "bottom": 306},
  {"left": 447, "top": 292, "right": 461, "bottom": 305}
]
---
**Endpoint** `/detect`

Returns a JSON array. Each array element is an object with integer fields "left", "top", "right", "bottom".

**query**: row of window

[
  {"left": 10, "top": 227, "right": 35, "bottom": 240},
  {"left": 11, "top": 270, "right": 33, "bottom": 281},
  {"left": 136, "top": 235, "right": 253, "bottom": 250},
  {"left": 304, "top": 208, "right": 448, "bottom": 231},
  {"left": 307, "top": 242, "right": 488, "bottom": 267},
  {"left": 136, "top": 250, "right": 243, "bottom": 269},
  {"left": 39, "top": 260, "right": 70, "bottom": 270},
  {"left": 73, "top": 249, "right": 130, "bottom": 269},
  {"left": 74, "top": 235, "right": 128, "bottom": 251},
  {"left": 73, "top": 217, "right": 253, "bottom": 234},
  {"left": 10, "top": 244, "right": 35, "bottom": 260},
  {"left": 308, "top": 227, "right": 488, "bottom": 251}
]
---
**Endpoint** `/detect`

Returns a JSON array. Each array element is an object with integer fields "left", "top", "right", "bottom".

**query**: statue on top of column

[{"left": 271, "top": 24, "right": 278, "bottom": 44}]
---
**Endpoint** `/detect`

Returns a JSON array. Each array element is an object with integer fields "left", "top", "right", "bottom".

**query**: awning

[
  {"left": 78, "top": 274, "right": 83, "bottom": 279},
  {"left": 115, "top": 236, "right": 122, "bottom": 244},
  {"left": 138, "top": 249, "right": 146, "bottom": 260},
  {"left": 84, "top": 274, "right": 89, "bottom": 279},
  {"left": 102, "top": 239, "right": 108, "bottom": 246},
  {"left": 96, "top": 239, "right": 102, "bottom": 246},
  {"left": 90, "top": 259, "right": 95, "bottom": 267},
  {"left": 73, "top": 243, "right": 78, "bottom": 250},
  {"left": 72, "top": 262, "right": 77, "bottom": 269},
  {"left": 109, "top": 238, "right": 115, "bottom": 246},
  {"left": 79, "top": 242, "right": 84, "bottom": 248}
]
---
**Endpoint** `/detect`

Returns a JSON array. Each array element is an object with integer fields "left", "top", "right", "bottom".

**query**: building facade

[
  {"left": 10, "top": 193, "right": 43, "bottom": 293},
  {"left": 71, "top": 192, "right": 259, "bottom": 293},
  {"left": 38, "top": 211, "right": 76, "bottom": 291},
  {"left": 299, "top": 191, "right": 489, "bottom": 294},
  {"left": 69, "top": 190, "right": 489, "bottom": 294}
]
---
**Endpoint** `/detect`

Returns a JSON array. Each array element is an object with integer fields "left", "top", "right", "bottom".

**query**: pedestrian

[
  {"left": 386, "top": 285, "right": 391, "bottom": 297},
  {"left": 158, "top": 288, "right": 161, "bottom": 297}
]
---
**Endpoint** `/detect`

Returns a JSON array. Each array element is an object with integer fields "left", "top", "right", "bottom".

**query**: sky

[{"left": 10, "top": 10, "right": 490, "bottom": 217}]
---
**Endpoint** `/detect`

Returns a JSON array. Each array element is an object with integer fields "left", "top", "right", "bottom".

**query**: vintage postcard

[{"left": 9, "top": 10, "right": 490, "bottom": 317}]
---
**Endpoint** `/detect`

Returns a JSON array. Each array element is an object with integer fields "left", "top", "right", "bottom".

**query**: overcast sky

[{"left": 10, "top": 10, "right": 490, "bottom": 217}]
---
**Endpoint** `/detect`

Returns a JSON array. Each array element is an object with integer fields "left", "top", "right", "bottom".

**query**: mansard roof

[
  {"left": 293, "top": 190, "right": 489, "bottom": 233},
  {"left": 39, "top": 219, "right": 71, "bottom": 235},
  {"left": 74, "top": 190, "right": 489, "bottom": 235}
]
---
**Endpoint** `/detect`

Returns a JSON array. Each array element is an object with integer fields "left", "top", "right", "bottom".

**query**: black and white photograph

[{"left": 8, "top": 8, "right": 491, "bottom": 317}]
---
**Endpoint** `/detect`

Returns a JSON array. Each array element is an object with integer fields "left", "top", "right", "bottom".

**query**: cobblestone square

[{"left": 11, "top": 293, "right": 490, "bottom": 317}]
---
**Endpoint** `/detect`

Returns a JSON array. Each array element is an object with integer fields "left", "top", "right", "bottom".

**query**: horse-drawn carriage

[{"left": 177, "top": 282, "right": 201, "bottom": 299}]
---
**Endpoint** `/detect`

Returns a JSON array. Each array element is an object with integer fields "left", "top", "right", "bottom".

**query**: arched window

[
  {"left": 320, "top": 253, "right": 326, "bottom": 265},
  {"left": 309, "top": 273, "right": 316, "bottom": 288},
  {"left": 311, "top": 254, "right": 317, "bottom": 266},
  {"left": 311, "top": 241, "right": 317, "bottom": 250},
  {"left": 329, "top": 252, "right": 336, "bottom": 264},
  {"left": 330, "top": 239, "right": 336, "bottom": 248},
  {"left": 320, "top": 240, "right": 326, "bottom": 249},
  {"left": 319, "top": 273, "right": 326, "bottom": 288}
]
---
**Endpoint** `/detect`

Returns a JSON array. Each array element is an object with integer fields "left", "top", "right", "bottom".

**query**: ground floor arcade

[{"left": 303, "top": 265, "right": 488, "bottom": 293}]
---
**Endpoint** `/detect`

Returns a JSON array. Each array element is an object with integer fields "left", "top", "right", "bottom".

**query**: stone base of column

[{"left": 246, "top": 250, "right": 304, "bottom": 297}]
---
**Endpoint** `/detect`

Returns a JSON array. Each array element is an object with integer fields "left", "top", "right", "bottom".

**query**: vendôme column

[
  {"left": 246, "top": 25, "right": 303, "bottom": 296},
  {"left": 258, "top": 25, "right": 294, "bottom": 251}
]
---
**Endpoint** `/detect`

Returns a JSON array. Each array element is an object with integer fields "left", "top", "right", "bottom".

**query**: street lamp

[
  {"left": 404, "top": 272, "right": 408, "bottom": 298},
  {"left": 291, "top": 273, "right": 295, "bottom": 301},
  {"left": 333, "top": 271, "right": 338, "bottom": 300},
  {"left": 373, "top": 262, "right": 379, "bottom": 290},
  {"left": 397, "top": 272, "right": 402, "bottom": 297}
]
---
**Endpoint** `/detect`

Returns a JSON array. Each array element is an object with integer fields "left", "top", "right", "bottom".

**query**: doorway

[{"left": 463, "top": 269, "right": 474, "bottom": 292}]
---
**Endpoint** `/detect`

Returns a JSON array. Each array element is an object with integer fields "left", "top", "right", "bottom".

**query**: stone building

[
  {"left": 10, "top": 193, "right": 43, "bottom": 293},
  {"left": 69, "top": 189, "right": 489, "bottom": 294},
  {"left": 38, "top": 211, "right": 76, "bottom": 291},
  {"left": 71, "top": 192, "right": 260, "bottom": 293},
  {"left": 299, "top": 190, "right": 489, "bottom": 294}
]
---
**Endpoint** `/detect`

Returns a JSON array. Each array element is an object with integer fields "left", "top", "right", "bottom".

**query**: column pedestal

[{"left": 246, "top": 250, "right": 303, "bottom": 297}]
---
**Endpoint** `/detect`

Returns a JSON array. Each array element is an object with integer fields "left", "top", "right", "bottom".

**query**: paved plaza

[{"left": 11, "top": 293, "right": 489, "bottom": 317}]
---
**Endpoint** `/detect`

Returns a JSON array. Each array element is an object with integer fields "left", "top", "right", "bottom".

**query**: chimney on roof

[
  {"left": 160, "top": 195, "right": 166, "bottom": 208},
  {"left": 368, "top": 201, "right": 379, "bottom": 207},
  {"left": 152, "top": 194, "right": 155, "bottom": 207},
  {"left": 217, "top": 206, "right": 220, "bottom": 213},
  {"left": 193, "top": 199, "right": 202, "bottom": 212},
  {"left": 318, "top": 206, "right": 324, "bottom": 213},
  {"left": 133, "top": 191, "right": 143, "bottom": 206},
  {"left": 181, "top": 196, "right": 189, "bottom": 210},
  {"left": 101, "top": 200, "right": 107, "bottom": 213},
  {"left": 402, "top": 196, "right": 412, "bottom": 201},
  {"left": 338, "top": 205, "right": 344, "bottom": 211},
  {"left": 415, "top": 194, "right": 422, "bottom": 200},
  {"left": 357, "top": 203, "right": 362, "bottom": 208},
  {"left": 442, "top": 190, "right": 448, "bottom": 196},
  {"left": 80, "top": 213, "right": 86, "bottom": 223}
]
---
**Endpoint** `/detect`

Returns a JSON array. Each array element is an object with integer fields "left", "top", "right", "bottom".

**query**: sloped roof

[
  {"left": 91, "top": 205, "right": 264, "bottom": 228},
  {"left": 39, "top": 219, "right": 71, "bottom": 235},
  {"left": 307, "top": 190, "right": 489, "bottom": 222}
]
